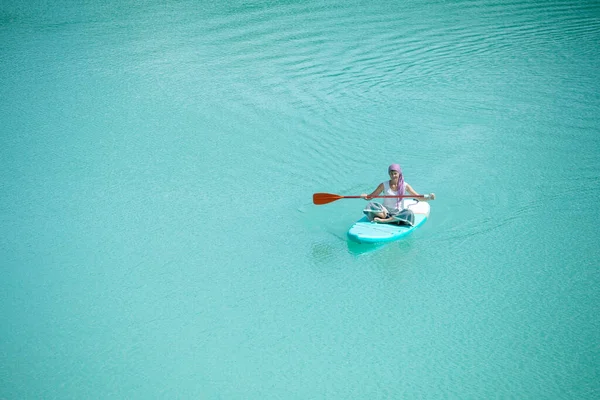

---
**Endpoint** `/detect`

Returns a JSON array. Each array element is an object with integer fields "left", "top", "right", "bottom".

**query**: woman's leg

[
  {"left": 373, "top": 215, "right": 395, "bottom": 223},
  {"left": 364, "top": 202, "right": 390, "bottom": 221}
]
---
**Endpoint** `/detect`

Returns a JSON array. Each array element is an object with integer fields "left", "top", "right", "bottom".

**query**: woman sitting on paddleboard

[{"left": 360, "top": 164, "right": 435, "bottom": 224}]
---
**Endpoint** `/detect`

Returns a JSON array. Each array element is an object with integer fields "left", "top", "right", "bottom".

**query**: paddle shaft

[
  {"left": 340, "top": 195, "right": 424, "bottom": 199},
  {"left": 312, "top": 192, "right": 428, "bottom": 205}
]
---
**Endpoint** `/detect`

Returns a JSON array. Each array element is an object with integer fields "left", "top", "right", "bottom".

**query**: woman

[{"left": 361, "top": 164, "right": 435, "bottom": 224}]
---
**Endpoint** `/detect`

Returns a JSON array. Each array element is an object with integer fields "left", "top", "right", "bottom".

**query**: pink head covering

[
  {"left": 388, "top": 164, "right": 402, "bottom": 173},
  {"left": 388, "top": 164, "right": 405, "bottom": 209}
]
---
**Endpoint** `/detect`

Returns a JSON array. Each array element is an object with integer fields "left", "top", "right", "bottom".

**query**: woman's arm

[
  {"left": 405, "top": 183, "right": 419, "bottom": 196},
  {"left": 361, "top": 183, "right": 384, "bottom": 200},
  {"left": 405, "top": 183, "right": 435, "bottom": 200}
]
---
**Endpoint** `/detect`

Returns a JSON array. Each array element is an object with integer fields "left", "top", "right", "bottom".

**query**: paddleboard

[{"left": 347, "top": 199, "right": 430, "bottom": 244}]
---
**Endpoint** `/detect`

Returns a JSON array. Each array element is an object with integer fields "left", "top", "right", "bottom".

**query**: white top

[{"left": 383, "top": 181, "right": 408, "bottom": 211}]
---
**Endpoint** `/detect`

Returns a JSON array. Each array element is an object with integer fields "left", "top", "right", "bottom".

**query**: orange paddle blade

[{"left": 313, "top": 192, "right": 344, "bottom": 205}]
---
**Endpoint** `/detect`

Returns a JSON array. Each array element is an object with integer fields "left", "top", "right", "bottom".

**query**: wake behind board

[{"left": 347, "top": 199, "right": 430, "bottom": 244}]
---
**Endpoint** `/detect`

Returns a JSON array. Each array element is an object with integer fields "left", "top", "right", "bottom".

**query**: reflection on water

[
  {"left": 346, "top": 239, "right": 383, "bottom": 256},
  {"left": 309, "top": 241, "right": 339, "bottom": 264}
]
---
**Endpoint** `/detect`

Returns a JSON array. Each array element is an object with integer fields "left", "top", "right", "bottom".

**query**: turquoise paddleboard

[{"left": 347, "top": 199, "right": 430, "bottom": 244}]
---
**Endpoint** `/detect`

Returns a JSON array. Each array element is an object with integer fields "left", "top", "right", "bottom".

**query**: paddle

[{"left": 313, "top": 192, "right": 428, "bottom": 205}]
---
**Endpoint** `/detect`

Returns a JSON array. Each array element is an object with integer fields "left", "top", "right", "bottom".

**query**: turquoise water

[{"left": 2, "top": 0, "right": 599, "bottom": 398}]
